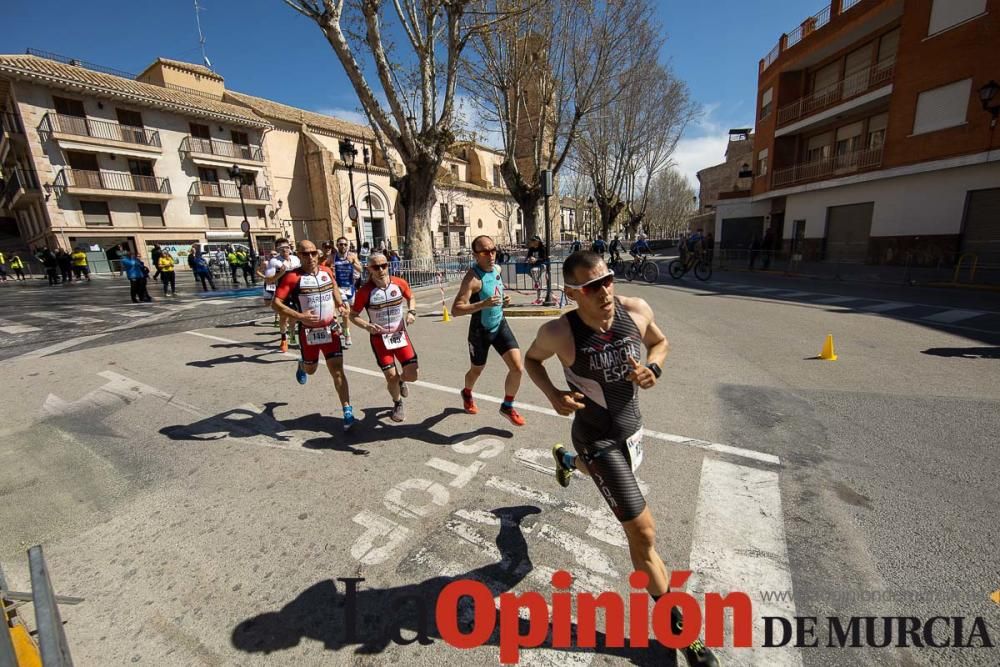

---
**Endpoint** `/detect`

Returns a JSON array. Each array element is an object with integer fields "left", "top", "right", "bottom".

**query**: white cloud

[
  {"left": 314, "top": 106, "right": 370, "bottom": 128},
  {"left": 672, "top": 102, "right": 752, "bottom": 189}
]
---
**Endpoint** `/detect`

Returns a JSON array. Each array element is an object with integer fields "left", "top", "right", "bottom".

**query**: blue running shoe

[
  {"left": 343, "top": 405, "right": 356, "bottom": 431},
  {"left": 296, "top": 361, "right": 308, "bottom": 385}
]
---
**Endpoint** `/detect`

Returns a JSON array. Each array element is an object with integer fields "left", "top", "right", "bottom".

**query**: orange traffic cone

[{"left": 818, "top": 334, "right": 837, "bottom": 361}]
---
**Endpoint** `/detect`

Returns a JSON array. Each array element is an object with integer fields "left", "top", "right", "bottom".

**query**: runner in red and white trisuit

[
  {"left": 272, "top": 239, "right": 356, "bottom": 431},
  {"left": 350, "top": 252, "right": 418, "bottom": 423}
]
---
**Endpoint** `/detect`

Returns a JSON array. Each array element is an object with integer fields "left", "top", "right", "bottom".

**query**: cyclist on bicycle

[
  {"left": 685, "top": 229, "right": 705, "bottom": 268},
  {"left": 609, "top": 235, "right": 624, "bottom": 266}
]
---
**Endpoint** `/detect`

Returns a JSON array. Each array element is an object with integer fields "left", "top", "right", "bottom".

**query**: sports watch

[{"left": 645, "top": 362, "right": 662, "bottom": 379}]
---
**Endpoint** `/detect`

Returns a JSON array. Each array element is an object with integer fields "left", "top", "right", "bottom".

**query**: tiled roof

[
  {"left": 141, "top": 57, "right": 221, "bottom": 81},
  {"left": 224, "top": 90, "right": 373, "bottom": 140},
  {"left": 0, "top": 54, "right": 267, "bottom": 127}
]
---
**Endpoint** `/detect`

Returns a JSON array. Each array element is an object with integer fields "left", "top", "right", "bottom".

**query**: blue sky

[{"left": 4, "top": 0, "right": 811, "bottom": 185}]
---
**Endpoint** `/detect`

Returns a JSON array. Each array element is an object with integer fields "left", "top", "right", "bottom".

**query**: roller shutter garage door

[
  {"left": 961, "top": 188, "right": 1000, "bottom": 264},
  {"left": 720, "top": 216, "right": 764, "bottom": 249},
  {"left": 824, "top": 202, "right": 873, "bottom": 262}
]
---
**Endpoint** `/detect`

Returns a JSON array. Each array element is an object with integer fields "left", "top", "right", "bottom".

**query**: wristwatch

[{"left": 645, "top": 362, "right": 662, "bottom": 378}]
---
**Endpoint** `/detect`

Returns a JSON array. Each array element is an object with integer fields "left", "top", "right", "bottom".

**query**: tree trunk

[{"left": 395, "top": 159, "right": 438, "bottom": 261}]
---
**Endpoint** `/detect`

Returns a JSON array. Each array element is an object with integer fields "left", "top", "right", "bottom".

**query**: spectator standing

[
  {"left": 151, "top": 244, "right": 163, "bottom": 280},
  {"left": 70, "top": 247, "right": 91, "bottom": 282},
  {"left": 121, "top": 250, "right": 152, "bottom": 303},
  {"left": 389, "top": 249, "right": 402, "bottom": 275},
  {"left": 762, "top": 228, "right": 775, "bottom": 270},
  {"left": 158, "top": 251, "right": 177, "bottom": 296},
  {"left": 0, "top": 251, "right": 7, "bottom": 282},
  {"left": 190, "top": 246, "right": 217, "bottom": 291},
  {"left": 9, "top": 254, "right": 25, "bottom": 280},
  {"left": 39, "top": 249, "right": 58, "bottom": 285},
  {"left": 226, "top": 246, "right": 240, "bottom": 284},
  {"left": 748, "top": 235, "right": 761, "bottom": 270},
  {"left": 56, "top": 249, "right": 73, "bottom": 284}
]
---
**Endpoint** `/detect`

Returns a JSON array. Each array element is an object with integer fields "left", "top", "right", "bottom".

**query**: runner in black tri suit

[{"left": 524, "top": 250, "right": 718, "bottom": 667}]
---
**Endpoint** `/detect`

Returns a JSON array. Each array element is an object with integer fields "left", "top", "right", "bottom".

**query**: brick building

[
  {"left": 738, "top": 0, "right": 1000, "bottom": 267},
  {"left": 692, "top": 129, "right": 754, "bottom": 243}
]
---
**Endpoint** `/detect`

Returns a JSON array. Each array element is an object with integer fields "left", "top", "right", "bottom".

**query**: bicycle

[
  {"left": 624, "top": 254, "right": 659, "bottom": 283},
  {"left": 668, "top": 253, "right": 712, "bottom": 281},
  {"left": 607, "top": 251, "right": 625, "bottom": 275}
]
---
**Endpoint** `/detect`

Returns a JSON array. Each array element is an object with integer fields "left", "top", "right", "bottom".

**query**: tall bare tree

[
  {"left": 464, "top": 0, "right": 654, "bottom": 240},
  {"left": 645, "top": 167, "right": 695, "bottom": 238},
  {"left": 284, "top": 0, "right": 514, "bottom": 260},
  {"left": 576, "top": 51, "right": 696, "bottom": 241}
]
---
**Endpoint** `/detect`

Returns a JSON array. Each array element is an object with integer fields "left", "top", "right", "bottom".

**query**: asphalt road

[{"left": 0, "top": 269, "right": 998, "bottom": 666}]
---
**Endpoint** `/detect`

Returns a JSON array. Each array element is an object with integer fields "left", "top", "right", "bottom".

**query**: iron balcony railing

[
  {"left": 777, "top": 60, "right": 895, "bottom": 126},
  {"left": 771, "top": 145, "right": 883, "bottom": 188},
  {"left": 40, "top": 112, "right": 161, "bottom": 147},
  {"left": 188, "top": 180, "right": 270, "bottom": 201},
  {"left": 1, "top": 111, "right": 24, "bottom": 135},
  {"left": 760, "top": 0, "right": 866, "bottom": 72},
  {"left": 180, "top": 135, "right": 264, "bottom": 162},
  {"left": 54, "top": 168, "right": 171, "bottom": 194},
  {"left": 2, "top": 167, "right": 40, "bottom": 203}
]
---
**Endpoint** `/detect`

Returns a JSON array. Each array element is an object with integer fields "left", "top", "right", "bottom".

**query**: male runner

[
  {"left": 267, "top": 242, "right": 301, "bottom": 352},
  {"left": 350, "top": 252, "right": 418, "bottom": 423},
  {"left": 451, "top": 234, "right": 525, "bottom": 426},
  {"left": 272, "top": 240, "right": 356, "bottom": 431},
  {"left": 328, "top": 236, "right": 362, "bottom": 348},
  {"left": 524, "top": 250, "right": 718, "bottom": 667}
]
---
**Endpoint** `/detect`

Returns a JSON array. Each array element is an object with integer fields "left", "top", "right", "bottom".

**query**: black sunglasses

[
  {"left": 298, "top": 250, "right": 319, "bottom": 257},
  {"left": 371, "top": 263, "right": 389, "bottom": 271}
]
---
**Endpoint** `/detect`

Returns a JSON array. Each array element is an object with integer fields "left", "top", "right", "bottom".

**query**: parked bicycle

[
  {"left": 625, "top": 254, "right": 659, "bottom": 283},
  {"left": 668, "top": 253, "right": 712, "bottom": 281}
]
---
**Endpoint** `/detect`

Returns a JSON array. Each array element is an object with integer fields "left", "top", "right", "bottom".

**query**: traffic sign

[{"left": 240, "top": 220, "right": 250, "bottom": 233}]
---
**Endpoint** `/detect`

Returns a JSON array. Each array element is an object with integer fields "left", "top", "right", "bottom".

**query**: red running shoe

[
  {"left": 499, "top": 405, "right": 525, "bottom": 426},
  {"left": 462, "top": 391, "right": 478, "bottom": 414}
]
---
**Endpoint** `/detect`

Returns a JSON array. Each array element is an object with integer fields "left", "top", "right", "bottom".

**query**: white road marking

[
  {"left": 922, "top": 309, "right": 984, "bottom": 323},
  {"left": 860, "top": 301, "right": 912, "bottom": 312},
  {"left": 513, "top": 447, "right": 651, "bottom": 495},
  {"left": 687, "top": 458, "right": 801, "bottom": 666},
  {"left": 26, "top": 311, "right": 104, "bottom": 325},
  {"left": 536, "top": 523, "right": 620, "bottom": 577},
  {"left": 180, "top": 330, "right": 781, "bottom": 466},
  {"left": 0, "top": 318, "right": 40, "bottom": 334}
]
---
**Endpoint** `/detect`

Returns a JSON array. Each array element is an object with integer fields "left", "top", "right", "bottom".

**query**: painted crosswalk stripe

[
  {"left": 687, "top": 458, "right": 801, "bottom": 666},
  {"left": 860, "top": 301, "right": 912, "bottom": 313},
  {"left": 0, "top": 318, "right": 40, "bottom": 334},
  {"left": 26, "top": 311, "right": 104, "bottom": 325},
  {"left": 922, "top": 309, "right": 984, "bottom": 324}
]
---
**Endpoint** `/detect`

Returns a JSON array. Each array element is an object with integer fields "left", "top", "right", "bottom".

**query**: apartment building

[
  {"left": 0, "top": 51, "right": 520, "bottom": 266},
  {"left": 732, "top": 0, "right": 1000, "bottom": 267}
]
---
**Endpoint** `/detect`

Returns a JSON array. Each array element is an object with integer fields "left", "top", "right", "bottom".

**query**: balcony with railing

[
  {"left": 39, "top": 113, "right": 162, "bottom": 153},
  {"left": 53, "top": 168, "right": 171, "bottom": 199},
  {"left": 777, "top": 60, "right": 895, "bottom": 128},
  {"left": 187, "top": 180, "right": 270, "bottom": 205},
  {"left": 759, "top": 0, "right": 871, "bottom": 73},
  {"left": 771, "top": 144, "right": 883, "bottom": 188},
  {"left": 179, "top": 136, "right": 264, "bottom": 167},
  {"left": 1, "top": 112, "right": 27, "bottom": 163},
  {"left": 1, "top": 167, "right": 41, "bottom": 209}
]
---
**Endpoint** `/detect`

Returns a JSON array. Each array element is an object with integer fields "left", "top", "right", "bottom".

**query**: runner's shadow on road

[
  {"left": 187, "top": 350, "right": 287, "bottom": 368},
  {"left": 160, "top": 401, "right": 296, "bottom": 444},
  {"left": 293, "top": 407, "right": 512, "bottom": 452},
  {"left": 230, "top": 505, "right": 671, "bottom": 665}
]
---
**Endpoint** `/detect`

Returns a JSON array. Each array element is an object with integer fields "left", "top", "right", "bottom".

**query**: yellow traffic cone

[
  {"left": 818, "top": 334, "right": 837, "bottom": 361},
  {"left": 441, "top": 305, "right": 452, "bottom": 323},
  {"left": 991, "top": 589, "right": 1000, "bottom": 607}
]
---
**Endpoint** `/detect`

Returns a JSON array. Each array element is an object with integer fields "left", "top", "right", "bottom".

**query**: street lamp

[
  {"left": 363, "top": 146, "right": 376, "bottom": 246},
  {"left": 541, "top": 169, "right": 554, "bottom": 306},
  {"left": 339, "top": 138, "right": 361, "bottom": 251},
  {"left": 978, "top": 80, "right": 1000, "bottom": 127},
  {"left": 228, "top": 164, "right": 256, "bottom": 278}
]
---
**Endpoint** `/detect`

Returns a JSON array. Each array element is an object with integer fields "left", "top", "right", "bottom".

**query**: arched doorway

[{"left": 360, "top": 193, "right": 387, "bottom": 249}]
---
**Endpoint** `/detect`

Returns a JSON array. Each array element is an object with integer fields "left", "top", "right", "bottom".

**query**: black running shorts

[
  {"left": 467, "top": 319, "right": 519, "bottom": 367},
  {"left": 570, "top": 436, "right": 646, "bottom": 522}
]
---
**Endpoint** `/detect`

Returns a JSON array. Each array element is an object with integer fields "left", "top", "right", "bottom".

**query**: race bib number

[
  {"left": 382, "top": 330, "right": 408, "bottom": 350},
  {"left": 626, "top": 429, "right": 644, "bottom": 472},
  {"left": 264, "top": 282, "right": 277, "bottom": 294},
  {"left": 306, "top": 327, "right": 333, "bottom": 345}
]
